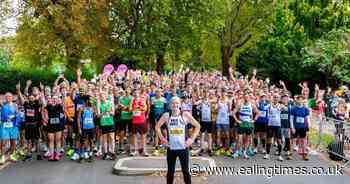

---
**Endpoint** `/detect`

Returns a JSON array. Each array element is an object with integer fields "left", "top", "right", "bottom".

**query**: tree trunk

[
  {"left": 156, "top": 52, "right": 165, "bottom": 75},
  {"left": 221, "top": 45, "right": 233, "bottom": 79}
]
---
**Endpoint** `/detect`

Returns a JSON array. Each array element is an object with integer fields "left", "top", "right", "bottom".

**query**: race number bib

[
  {"left": 169, "top": 128, "right": 184, "bottom": 136},
  {"left": 84, "top": 118, "right": 93, "bottom": 125},
  {"left": 281, "top": 114, "right": 288, "bottom": 120},
  {"left": 240, "top": 115, "right": 251, "bottom": 122},
  {"left": 296, "top": 117, "right": 304, "bottom": 124},
  {"left": 259, "top": 111, "right": 267, "bottom": 117},
  {"left": 50, "top": 118, "right": 60, "bottom": 124},
  {"left": 133, "top": 111, "right": 141, "bottom": 117},
  {"left": 26, "top": 109, "right": 35, "bottom": 117},
  {"left": 3, "top": 121, "right": 13, "bottom": 128}
]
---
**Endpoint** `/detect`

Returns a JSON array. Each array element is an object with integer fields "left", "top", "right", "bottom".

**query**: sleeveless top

[
  {"left": 216, "top": 101, "right": 229, "bottom": 125},
  {"left": 167, "top": 113, "right": 187, "bottom": 150},
  {"left": 100, "top": 102, "right": 114, "bottom": 126},
  {"left": 47, "top": 104, "right": 64, "bottom": 126},
  {"left": 81, "top": 107, "right": 95, "bottom": 129},
  {"left": 256, "top": 101, "right": 269, "bottom": 124},
  {"left": 239, "top": 103, "right": 253, "bottom": 128},
  {"left": 201, "top": 101, "right": 211, "bottom": 122},
  {"left": 1, "top": 103, "right": 17, "bottom": 128},
  {"left": 280, "top": 105, "right": 290, "bottom": 128},
  {"left": 268, "top": 105, "right": 281, "bottom": 127},
  {"left": 132, "top": 98, "right": 146, "bottom": 124},
  {"left": 181, "top": 103, "right": 192, "bottom": 114}
]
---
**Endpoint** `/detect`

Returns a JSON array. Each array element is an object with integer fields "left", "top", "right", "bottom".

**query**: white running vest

[
  {"left": 201, "top": 102, "right": 211, "bottom": 122},
  {"left": 268, "top": 105, "right": 281, "bottom": 127},
  {"left": 167, "top": 114, "right": 187, "bottom": 150},
  {"left": 216, "top": 101, "right": 229, "bottom": 125}
]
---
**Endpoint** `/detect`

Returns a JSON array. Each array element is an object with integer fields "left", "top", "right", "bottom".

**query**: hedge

[{"left": 0, "top": 66, "right": 93, "bottom": 94}]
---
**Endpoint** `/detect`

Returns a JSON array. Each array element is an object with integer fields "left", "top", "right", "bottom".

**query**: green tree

[
  {"left": 14, "top": 0, "right": 114, "bottom": 69},
  {"left": 302, "top": 29, "right": 350, "bottom": 85},
  {"left": 207, "top": 0, "right": 275, "bottom": 78}
]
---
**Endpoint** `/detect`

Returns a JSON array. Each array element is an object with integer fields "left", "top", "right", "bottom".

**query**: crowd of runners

[{"left": 0, "top": 67, "right": 349, "bottom": 165}]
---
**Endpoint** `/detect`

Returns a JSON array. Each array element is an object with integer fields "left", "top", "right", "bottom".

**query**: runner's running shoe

[
  {"left": 110, "top": 153, "right": 116, "bottom": 160},
  {"left": 44, "top": 151, "right": 51, "bottom": 158},
  {"left": 247, "top": 147, "right": 255, "bottom": 157},
  {"left": 293, "top": 145, "right": 299, "bottom": 152},
  {"left": 225, "top": 148, "right": 234, "bottom": 157},
  {"left": 129, "top": 151, "right": 138, "bottom": 157},
  {"left": 0, "top": 155, "right": 5, "bottom": 165},
  {"left": 59, "top": 148, "right": 65, "bottom": 154},
  {"left": 215, "top": 148, "right": 226, "bottom": 156},
  {"left": 278, "top": 155, "right": 284, "bottom": 162},
  {"left": 263, "top": 154, "right": 270, "bottom": 159},
  {"left": 71, "top": 152, "right": 80, "bottom": 161},
  {"left": 190, "top": 150, "right": 198, "bottom": 157},
  {"left": 10, "top": 153, "right": 18, "bottom": 162},
  {"left": 232, "top": 150, "right": 242, "bottom": 159},
  {"left": 243, "top": 151, "right": 250, "bottom": 159},
  {"left": 54, "top": 152, "right": 61, "bottom": 161},
  {"left": 17, "top": 148, "right": 26, "bottom": 157},
  {"left": 208, "top": 150, "right": 214, "bottom": 157},
  {"left": 66, "top": 148, "right": 75, "bottom": 157},
  {"left": 303, "top": 154, "right": 309, "bottom": 161},
  {"left": 23, "top": 154, "right": 33, "bottom": 161},
  {"left": 152, "top": 149, "right": 160, "bottom": 156},
  {"left": 83, "top": 152, "right": 90, "bottom": 160},
  {"left": 49, "top": 153, "right": 55, "bottom": 161},
  {"left": 198, "top": 149, "right": 204, "bottom": 156}
]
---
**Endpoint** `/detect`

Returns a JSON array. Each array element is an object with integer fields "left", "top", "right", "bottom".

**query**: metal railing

[{"left": 309, "top": 113, "right": 350, "bottom": 161}]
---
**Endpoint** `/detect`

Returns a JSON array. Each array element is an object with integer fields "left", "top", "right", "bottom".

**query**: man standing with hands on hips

[{"left": 156, "top": 97, "right": 201, "bottom": 184}]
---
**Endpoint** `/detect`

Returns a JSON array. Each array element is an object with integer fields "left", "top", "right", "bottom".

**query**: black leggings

[{"left": 167, "top": 148, "right": 191, "bottom": 184}]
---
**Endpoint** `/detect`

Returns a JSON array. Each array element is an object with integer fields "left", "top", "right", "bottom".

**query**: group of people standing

[{"left": 0, "top": 67, "right": 349, "bottom": 170}]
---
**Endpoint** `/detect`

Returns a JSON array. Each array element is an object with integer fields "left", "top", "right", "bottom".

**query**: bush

[{"left": 0, "top": 66, "right": 93, "bottom": 94}]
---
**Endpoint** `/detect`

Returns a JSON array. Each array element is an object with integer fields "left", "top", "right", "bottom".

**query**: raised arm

[
  {"left": 16, "top": 82, "right": 25, "bottom": 105},
  {"left": 24, "top": 80, "right": 32, "bottom": 96}
]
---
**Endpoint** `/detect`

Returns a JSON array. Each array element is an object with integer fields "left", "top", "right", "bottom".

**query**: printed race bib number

[
  {"left": 84, "top": 118, "right": 93, "bottom": 125},
  {"left": 133, "top": 111, "right": 141, "bottom": 117},
  {"left": 169, "top": 128, "right": 184, "bottom": 135},
  {"left": 3, "top": 121, "right": 13, "bottom": 128},
  {"left": 281, "top": 114, "right": 288, "bottom": 120},
  {"left": 240, "top": 115, "right": 251, "bottom": 122},
  {"left": 50, "top": 118, "right": 60, "bottom": 124},
  {"left": 259, "top": 111, "right": 267, "bottom": 117},
  {"left": 102, "top": 115, "right": 110, "bottom": 119},
  {"left": 26, "top": 109, "right": 35, "bottom": 117},
  {"left": 296, "top": 117, "right": 304, "bottom": 124}
]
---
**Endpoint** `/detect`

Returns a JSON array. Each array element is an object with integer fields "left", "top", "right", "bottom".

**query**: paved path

[{"left": 0, "top": 150, "right": 348, "bottom": 184}]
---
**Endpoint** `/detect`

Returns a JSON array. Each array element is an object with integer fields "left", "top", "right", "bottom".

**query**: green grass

[{"left": 308, "top": 128, "right": 335, "bottom": 150}]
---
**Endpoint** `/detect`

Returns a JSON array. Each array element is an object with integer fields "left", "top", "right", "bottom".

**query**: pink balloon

[
  {"left": 117, "top": 64, "right": 128, "bottom": 73},
  {"left": 103, "top": 64, "right": 114, "bottom": 75}
]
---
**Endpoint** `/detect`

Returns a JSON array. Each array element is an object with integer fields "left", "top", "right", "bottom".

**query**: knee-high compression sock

[
  {"left": 253, "top": 138, "right": 258, "bottom": 147},
  {"left": 261, "top": 139, "right": 266, "bottom": 148},
  {"left": 285, "top": 138, "right": 291, "bottom": 151},
  {"left": 266, "top": 143, "right": 271, "bottom": 154},
  {"left": 277, "top": 144, "right": 282, "bottom": 155}
]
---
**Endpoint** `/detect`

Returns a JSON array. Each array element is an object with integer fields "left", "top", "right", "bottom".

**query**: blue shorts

[
  {"left": 216, "top": 124, "right": 229, "bottom": 133},
  {"left": 0, "top": 126, "right": 19, "bottom": 140}
]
